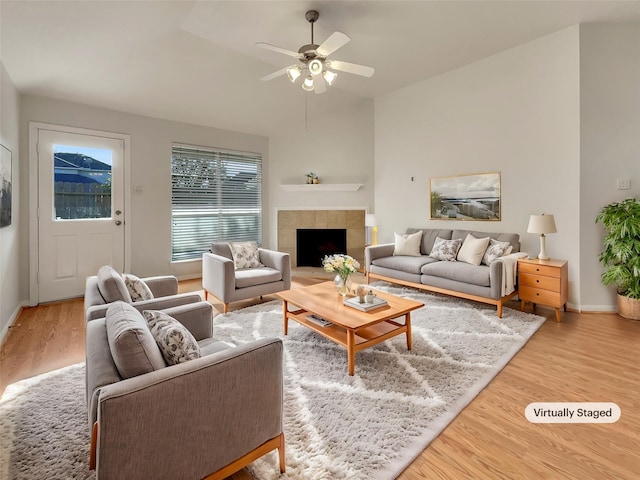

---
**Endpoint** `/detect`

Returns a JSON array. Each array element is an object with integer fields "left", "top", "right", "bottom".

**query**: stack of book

[{"left": 344, "top": 296, "right": 388, "bottom": 312}]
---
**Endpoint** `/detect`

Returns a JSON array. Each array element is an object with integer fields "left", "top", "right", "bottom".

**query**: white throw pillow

[
  {"left": 482, "top": 239, "right": 513, "bottom": 265},
  {"left": 429, "top": 237, "right": 462, "bottom": 261},
  {"left": 143, "top": 310, "right": 201, "bottom": 365},
  {"left": 393, "top": 231, "right": 423, "bottom": 256},
  {"left": 229, "top": 241, "right": 262, "bottom": 269},
  {"left": 457, "top": 234, "right": 491, "bottom": 266},
  {"left": 122, "top": 273, "right": 154, "bottom": 302}
]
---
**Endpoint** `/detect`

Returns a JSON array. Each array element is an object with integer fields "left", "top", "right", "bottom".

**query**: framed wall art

[
  {"left": 430, "top": 172, "right": 501, "bottom": 221},
  {"left": 1, "top": 144, "right": 12, "bottom": 228}
]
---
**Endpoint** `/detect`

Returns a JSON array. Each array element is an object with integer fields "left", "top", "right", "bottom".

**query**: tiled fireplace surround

[{"left": 277, "top": 209, "right": 366, "bottom": 268}]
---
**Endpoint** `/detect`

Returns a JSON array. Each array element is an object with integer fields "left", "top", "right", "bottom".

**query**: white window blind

[{"left": 171, "top": 144, "right": 262, "bottom": 262}]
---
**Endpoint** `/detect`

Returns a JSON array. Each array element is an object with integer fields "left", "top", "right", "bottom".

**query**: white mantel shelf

[{"left": 279, "top": 183, "right": 364, "bottom": 192}]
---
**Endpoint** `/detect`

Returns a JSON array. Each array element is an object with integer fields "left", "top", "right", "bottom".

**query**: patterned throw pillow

[
  {"left": 428, "top": 237, "right": 462, "bottom": 261},
  {"left": 229, "top": 241, "right": 262, "bottom": 269},
  {"left": 143, "top": 310, "right": 201, "bottom": 365},
  {"left": 122, "top": 274, "right": 154, "bottom": 302},
  {"left": 482, "top": 239, "right": 513, "bottom": 265},
  {"left": 393, "top": 231, "right": 423, "bottom": 256}
]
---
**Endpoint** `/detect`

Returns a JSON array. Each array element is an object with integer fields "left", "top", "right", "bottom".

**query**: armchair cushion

[
  {"left": 229, "top": 241, "right": 263, "bottom": 269},
  {"left": 122, "top": 273, "right": 154, "bottom": 301},
  {"left": 106, "top": 302, "right": 166, "bottom": 379},
  {"left": 235, "top": 267, "right": 283, "bottom": 289},
  {"left": 143, "top": 310, "right": 201, "bottom": 365},
  {"left": 97, "top": 265, "right": 132, "bottom": 303}
]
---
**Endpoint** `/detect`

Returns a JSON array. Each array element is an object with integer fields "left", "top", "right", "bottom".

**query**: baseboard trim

[
  {"left": 573, "top": 304, "right": 618, "bottom": 313},
  {"left": 0, "top": 301, "right": 29, "bottom": 348}
]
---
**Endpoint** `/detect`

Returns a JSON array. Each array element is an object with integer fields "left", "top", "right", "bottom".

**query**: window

[{"left": 171, "top": 144, "right": 262, "bottom": 262}]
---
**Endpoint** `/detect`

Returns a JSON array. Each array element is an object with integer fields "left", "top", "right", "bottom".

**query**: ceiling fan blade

[
  {"left": 255, "top": 42, "right": 300, "bottom": 58},
  {"left": 313, "top": 74, "right": 327, "bottom": 94},
  {"left": 317, "top": 31, "right": 350, "bottom": 57},
  {"left": 260, "top": 66, "right": 291, "bottom": 82},
  {"left": 329, "top": 60, "right": 375, "bottom": 78}
]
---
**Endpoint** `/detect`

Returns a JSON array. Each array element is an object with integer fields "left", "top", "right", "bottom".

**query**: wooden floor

[{"left": 1, "top": 272, "right": 639, "bottom": 479}]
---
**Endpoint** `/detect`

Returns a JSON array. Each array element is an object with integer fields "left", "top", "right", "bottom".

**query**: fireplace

[
  {"left": 277, "top": 209, "right": 366, "bottom": 268},
  {"left": 296, "top": 229, "right": 347, "bottom": 267}
]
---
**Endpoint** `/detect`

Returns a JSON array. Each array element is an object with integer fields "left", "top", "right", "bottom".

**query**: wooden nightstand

[{"left": 518, "top": 258, "right": 568, "bottom": 322}]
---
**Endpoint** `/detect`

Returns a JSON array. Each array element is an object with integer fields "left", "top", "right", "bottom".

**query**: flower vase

[{"left": 335, "top": 274, "right": 352, "bottom": 297}]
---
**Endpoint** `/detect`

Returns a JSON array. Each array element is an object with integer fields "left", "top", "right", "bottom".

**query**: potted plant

[
  {"left": 595, "top": 197, "right": 640, "bottom": 320},
  {"left": 306, "top": 172, "right": 319, "bottom": 184}
]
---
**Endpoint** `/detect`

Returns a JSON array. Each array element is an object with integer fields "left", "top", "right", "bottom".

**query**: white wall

[
  {"left": 375, "top": 27, "right": 582, "bottom": 306},
  {"left": 19, "top": 95, "right": 268, "bottom": 280},
  {"left": 579, "top": 23, "right": 640, "bottom": 311},
  {"left": 0, "top": 61, "right": 22, "bottom": 342},
  {"left": 267, "top": 94, "right": 375, "bottom": 247}
]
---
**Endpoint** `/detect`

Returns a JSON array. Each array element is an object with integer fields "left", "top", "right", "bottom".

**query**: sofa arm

[
  {"left": 155, "top": 301, "right": 214, "bottom": 341},
  {"left": 94, "top": 338, "right": 283, "bottom": 480},
  {"left": 365, "top": 243, "right": 395, "bottom": 269},
  {"left": 259, "top": 249, "right": 291, "bottom": 290},
  {"left": 142, "top": 275, "right": 179, "bottom": 297},
  {"left": 489, "top": 260, "right": 504, "bottom": 299},
  {"left": 85, "top": 292, "right": 203, "bottom": 322},
  {"left": 202, "top": 252, "right": 236, "bottom": 302}
]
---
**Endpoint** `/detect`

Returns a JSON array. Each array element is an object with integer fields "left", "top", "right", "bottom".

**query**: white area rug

[{"left": 0, "top": 283, "right": 545, "bottom": 479}]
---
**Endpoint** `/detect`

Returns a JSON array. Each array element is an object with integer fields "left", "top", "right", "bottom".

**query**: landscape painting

[
  {"left": 0, "top": 144, "right": 11, "bottom": 228},
  {"left": 430, "top": 172, "right": 500, "bottom": 221}
]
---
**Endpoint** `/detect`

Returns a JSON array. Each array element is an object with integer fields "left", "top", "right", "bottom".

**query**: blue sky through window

[{"left": 54, "top": 145, "right": 112, "bottom": 166}]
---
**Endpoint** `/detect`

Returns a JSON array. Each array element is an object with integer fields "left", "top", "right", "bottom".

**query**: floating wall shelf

[{"left": 279, "top": 183, "right": 364, "bottom": 192}]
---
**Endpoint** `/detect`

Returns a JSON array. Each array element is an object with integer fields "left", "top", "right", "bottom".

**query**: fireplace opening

[{"left": 296, "top": 229, "right": 347, "bottom": 267}]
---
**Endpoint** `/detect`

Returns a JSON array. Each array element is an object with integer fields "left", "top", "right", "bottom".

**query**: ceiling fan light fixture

[
  {"left": 323, "top": 70, "right": 337, "bottom": 86},
  {"left": 286, "top": 65, "right": 302, "bottom": 82},
  {"left": 302, "top": 75, "right": 314, "bottom": 91},
  {"left": 308, "top": 58, "right": 323, "bottom": 76}
]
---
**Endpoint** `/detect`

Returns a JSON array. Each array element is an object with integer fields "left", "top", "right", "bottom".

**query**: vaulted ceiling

[{"left": 2, "top": 1, "right": 639, "bottom": 136}]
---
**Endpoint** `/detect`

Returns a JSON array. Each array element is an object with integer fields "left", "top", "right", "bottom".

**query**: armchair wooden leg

[
  {"left": 224, "top": 303, "right": 229, "bottom": 314},
  {"left": 204, "top": 289, "right": 209, "bottom": 301},
  {"left": 278, "top": 432, "right": 286, "bottom": 473},
  {"left": 89, "top": 422, "right": 98, "bottom": 470}
]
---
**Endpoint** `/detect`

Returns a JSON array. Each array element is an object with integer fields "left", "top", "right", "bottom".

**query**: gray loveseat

[
  {"left": 365, "top": 228, "right": 522, "bottom": 317},
  {"left": 86, "top": 300, "right": 285, "bottom": 479}
]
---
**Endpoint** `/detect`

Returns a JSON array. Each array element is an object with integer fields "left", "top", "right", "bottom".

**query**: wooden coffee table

[{"left": 277, "top": 281, "right": 424, "bottom": 375}]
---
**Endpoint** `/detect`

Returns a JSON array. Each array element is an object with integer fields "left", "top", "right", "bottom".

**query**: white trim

[
  {"left": 279, "top": 183, "right": 364, "bottom": 192},
  {"left": 574, "top": 304, "right": 617, "bottom": 313},
  {"left": 28, "top": 122, "right": 131, "bottom": 306},
  {"left": 0, "top": 301, "right": 28, "bottom": 348}
]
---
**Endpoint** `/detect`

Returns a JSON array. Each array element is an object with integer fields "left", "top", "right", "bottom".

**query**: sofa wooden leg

[
  {"left": 497, "top": 303, "right": 503, "bottom": 318},
  {"left": 278, "top": 432, "right": 286, "bottom": 473},
  {"left": 224, "top": 303, "right": 229, "bottom": 314}
]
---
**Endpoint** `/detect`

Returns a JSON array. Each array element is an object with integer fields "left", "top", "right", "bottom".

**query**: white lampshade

[
  {"left": 323, "top": 70, "right": 337, "bottom": 85},
  {"left": 365, "top": 214, "right": 377, "bottom": 227},
  {"left": 527, "top": 214, "right": 557, "bottom": 234},
  {"left": 302, "top": 75, "right": 314, "bottom": 91},
  {"left": 527, "top": 214, "right": 557, "bottom": 260},
  {"left": 286, "top": 65, "right": 302, "bottom": 83},
  {"left": 309, "top": 58, "right": 323, "bottom": 76}
]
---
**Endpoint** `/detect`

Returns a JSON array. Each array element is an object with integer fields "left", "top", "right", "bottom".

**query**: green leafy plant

[{"left": 595, "top": 197, "right": 640, "bottom": 299}]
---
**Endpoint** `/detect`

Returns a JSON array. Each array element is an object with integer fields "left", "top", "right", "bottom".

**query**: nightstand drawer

[
  {"left": 518, "top": 262, "right": 561, "bottom": 278},
  {"left": 519, "top": 273, "right": 560, "bottom": 291},
  {"left": 519, "top": 285, "right": 562, "bottom": 307}
]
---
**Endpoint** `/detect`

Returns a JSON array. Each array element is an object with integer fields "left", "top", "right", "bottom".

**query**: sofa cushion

[
  {"left": 429, "top": 237, "right": 462, "bottom": 261},
  {"left": 122, "top": 273, "right": 154, "bottom": 302},
  {"left": 452, "top": 230, "right": 520, "bottom": 253},
  {"left": 372, "top": 255, "right": 436, "bottom": 275},
  {"left": 421, "top": 261, "right": 491, "bottom": 287},
  {"left": 235, "top": 267, "right": 282, "bottom": 289},
  {"left": 105, "top": 302, "right": 166, "bottom": 379},
  {"left": 143, "top": 310, "right": 201, "bottom": 365},
  {"left": 229, "top": 241, "right": 263, "bottom": 269},
  {"left": 457, "top": 234, "right": 491, "bottom": 266},
  {"left": 406, "top": 228, "right": 453, "bottom": 255},
  {"left": 482, "top": 238, "right": 513, "bottom": 265},
  {"left": 97, "top": 265, "right": 132, "bottom": 303},
  {"left": 393, "top": 231, "right": 422, "bottom": 256}
]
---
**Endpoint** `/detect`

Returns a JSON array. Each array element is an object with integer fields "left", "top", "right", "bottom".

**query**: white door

[{"left": 37, "top": 129, "right": 125, "bottom": 302}]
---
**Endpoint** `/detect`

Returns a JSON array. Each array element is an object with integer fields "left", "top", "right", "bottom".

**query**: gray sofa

[
  {"left": 365, "top": 228, "right": 521, "bottom": 317},
  {"left": 86, "top": 300, "right": 285, "bottom": 479},
  {"left": 84, "top": 266, "right": 203, "bottom": 322}
]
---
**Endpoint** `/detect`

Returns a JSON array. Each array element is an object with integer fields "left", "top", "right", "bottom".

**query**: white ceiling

[{"left": 2, "top": 1, "right": 639, "bottom": 136}]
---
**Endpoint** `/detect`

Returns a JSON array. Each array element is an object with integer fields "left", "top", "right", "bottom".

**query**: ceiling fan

[{"left": 257, "top": 10, "right": 375, "bottom": 94}]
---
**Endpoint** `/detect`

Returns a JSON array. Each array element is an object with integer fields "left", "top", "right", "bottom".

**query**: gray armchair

[
  {"left": 84, "top": 265, "right": 203, "bottom": 322},
  {"left": 202, "top": 243, "right": 291, "bottom": 313},
  {"left": 85, "top": 300, "right": 285, "bottom": 480}
]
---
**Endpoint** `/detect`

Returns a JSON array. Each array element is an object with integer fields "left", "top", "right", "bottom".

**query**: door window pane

[{"left": 53, "top": 145, "right": 112, "bottom": 220}]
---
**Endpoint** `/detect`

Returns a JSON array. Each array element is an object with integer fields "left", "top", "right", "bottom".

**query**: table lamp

[
  {"left": 527, "top": 214, "right": 557, "bottom": 260},
  {"left": 365, "top": 214, "right": 378, "bottom": 245}
]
